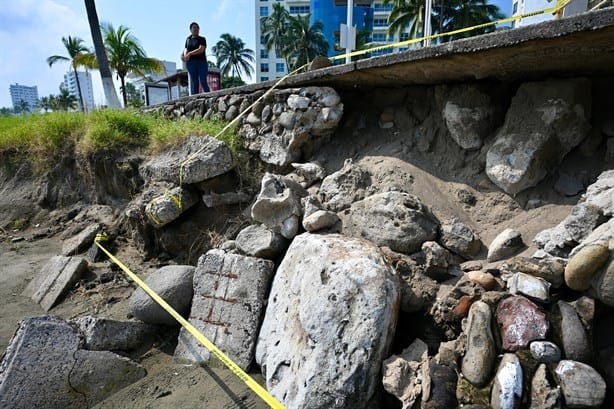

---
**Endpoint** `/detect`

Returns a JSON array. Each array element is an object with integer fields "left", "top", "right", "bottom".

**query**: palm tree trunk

[
  {"left": 73, "top": 67, "right": 85, "bottom": 112},
  {"left": 84, "top": 0, "right": 121, "bottom": 109},
  {"left": 120, "top": 75, "right": 128, "bottom": 108}
]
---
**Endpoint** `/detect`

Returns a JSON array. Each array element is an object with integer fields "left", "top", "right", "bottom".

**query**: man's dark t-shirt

[{"left": 185, "top": 35, "right": 207, "bottom": 61}]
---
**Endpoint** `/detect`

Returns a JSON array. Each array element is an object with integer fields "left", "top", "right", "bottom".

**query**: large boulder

[
  {"left": 140, "top": 135, "right": 234, "bottom": 184},
  {"left": 486, "top": 78, "right": 591, "bottom": 195},
  {"left": 0, "top": 316, "right": 146, "bottom": 408},
  {"left": 251, "top": 173, "right": 308, "bottom": 239},
  {"left": 319, "top": 158, "right": 371, "bottom": 212},
  {"left": 440, "top": 84, "right": 500, "bottom": 150},
  {"left": 129, "top": 265, "right": 195, "bottom": 325},
  {"left": 581, "top": 169, "right": 614, "bottom": 216},
  {"left": 342, "top": 191, "right": 439, "bottom": 255},
  {"left": 256, "top": 233, "right": 401, "bottom": 409}
]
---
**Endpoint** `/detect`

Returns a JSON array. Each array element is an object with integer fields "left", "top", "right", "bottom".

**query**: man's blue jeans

[{"left": 186, "top": 59, "right": 210, "bottom": 94}]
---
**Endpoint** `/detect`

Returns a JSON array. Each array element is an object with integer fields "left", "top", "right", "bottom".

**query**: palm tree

[
  {"left": 84, "top": 0, "right": 121, "bottom": 109},
  {"left": 284, "top": 14, "right": 329, "bottom": 70},
  {"left": 14, "top": 100, "right": 30, "bottom": 115},
  {"left": 47, "top": 36, "right": 92, "bottom": 112},
  {"left": 384, "top": 0, "right": 427, "bottom": 39},
  {"left": 0, "top": 107, "right": 13, "bottom": 116},
  {"left": 39, "top": 96, "right": 52, "bottom": 112},
  {"left": 55, "top": 87, "right": 78, "bottom": 111},
  {"left": 102, "top": 23, "right": 164, "bottom": 107},
  {"left": 261, "top": 3, "right": 291, "bottom": 66},
  {"left": 213, "top": 34, "right": 255, "bottom": 80},
  {"left": 437, "top": 0, "right": 504, "bottom": 41}
]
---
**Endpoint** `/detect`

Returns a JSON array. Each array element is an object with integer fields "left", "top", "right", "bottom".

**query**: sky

[
  {"left": 0, "top": 0, "right": 256, "bottom": 108},
  {"left": 0, "top": 0, "right": 511, "bottom": 109}
]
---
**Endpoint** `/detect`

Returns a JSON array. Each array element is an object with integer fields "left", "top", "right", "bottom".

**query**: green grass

[{"left": 0, "top": 110, "right": 240, "bottom": 169}]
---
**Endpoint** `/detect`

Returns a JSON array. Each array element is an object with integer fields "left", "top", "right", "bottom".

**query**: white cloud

[{"left": 0, "top": 0, "right": 92, "bottom": 107}]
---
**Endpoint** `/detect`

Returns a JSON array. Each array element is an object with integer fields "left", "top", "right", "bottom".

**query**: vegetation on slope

[{"left": 0, "top": 110, "right": 239, "bottom": 170}]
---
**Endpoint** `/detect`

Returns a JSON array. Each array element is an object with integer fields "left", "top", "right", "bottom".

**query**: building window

[
  {"left": 512, "top": 2, "right": 518, "bottom": 14},
  {"left": 372, "top": 33, "right": 387, "bottom": 42},
  {"left": 260, "top": 35, "right": 266, "bottom": 45},
  {"left": 261, "top": 76, "right": 269, "bottom": 81},
  {"left": 260, "top": 6, "right": 269, "bottom": 17},
  {"left": 261, "top": 49, "right": 269, "bottom": 58},
  {"left": 373, "top": 18, "right": 388, "bottom": 27},
  {"left": 400, "top": 33, "right": 409, "bottom": 41},
  {"left": 373, "top": 3, "right": 393, "bottom": 12},
  {"left": 261, "top": 63, "right": 269, "bottom": 72},
  {"left": 276, "top": 63, "right": 285, "bottom": 72},
  {"left": 289, "top": 5, "right": 309, "bottom": 14}
]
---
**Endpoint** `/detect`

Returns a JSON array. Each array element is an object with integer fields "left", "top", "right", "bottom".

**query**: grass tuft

[{"left": 0, "top": 110, "right": 241, "bottom": 170}]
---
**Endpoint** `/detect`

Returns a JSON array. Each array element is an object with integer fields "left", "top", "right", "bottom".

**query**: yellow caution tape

[
  {"left": 94, "top": 238, "right": 286, "bottom": 409},
  {"left": 330, "top": 0, "right": 573, "bottom": 61}
]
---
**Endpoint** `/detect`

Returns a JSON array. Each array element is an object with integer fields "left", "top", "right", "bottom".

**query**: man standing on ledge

[{"left": 182, "top": 22, "right": 211, "bottom": 95}]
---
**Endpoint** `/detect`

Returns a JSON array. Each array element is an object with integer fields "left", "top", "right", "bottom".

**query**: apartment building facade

[
  {"left": 9, "top": 83, "right": 39, "bottom": 113},
  {"left": 62, "top": 70, "right": 95, "bottom": 112}
]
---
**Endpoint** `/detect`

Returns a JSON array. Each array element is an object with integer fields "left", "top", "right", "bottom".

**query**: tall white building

[
  {"left": 256, "top": 0, "right": 310, "bottom": 83},
  {"left": 62, "top": 70, "right": 95, "bottom": 112},
  {"left": 9, "top": 83, "right": 39, "bottom": 113}
]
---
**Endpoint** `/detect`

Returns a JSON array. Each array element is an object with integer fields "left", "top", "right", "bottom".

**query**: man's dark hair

[{"left": 190, "top": 22, "right": 199, "bottom": 30}]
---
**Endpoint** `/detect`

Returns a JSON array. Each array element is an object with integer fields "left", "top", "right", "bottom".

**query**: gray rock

[
  {"left": 72, "top": 316, "right": 158, "bottom": 351},
  {"left": 439, "top": 217, "right": 482, "bottom": 259},
  {"left": 302, "top": 194, "right": 324, "bottom": 218},
  {"left": 302, "top": 209, "right": 340, "bottom": 232},
  {"left": 175, "top": 250, "right": 274, "bottom": 370},
  {"left": 287, "top": 94, "right": 311, "bottom": 110},
  {"left": 343, "top": 191, "right": 439, "bottom": 255},
  {"left": 256, "top": 233, "right": 400, "bottom": 409},
  {"left": 533, "top": 223, "right": 575, "bottom": 258},
  {"left": 22, "top": 255, "right": 87, "bottom": 311},
  {"left": 129, "top": 265, "right": 195, "bottom": 325},
  {"left": 558, "top": 301, "right": 591, "bottom": 363},
  {"left": 563, "top": 203, "right": 605, "bottom": 243},
  {"left": 70, "top": 350, "right": 146, "bottom": 404},
  {"left": 530, "top": 364, "right": 562, "bottom": 409},
  {"left": 529, "top": 341, "right": 561, "bottom": 363},
  {"left": 461, "top": 301, "right": 496, "bottom": 387},
  {"left": 140, "top": 135, "right": 235, "bottom": 184},
  {"left": 501, "top": 256, "right": 566, "bottom": 288},
  {"left": 0, "top": 316, "right": 145, "bottom": 408},
  {"left": 581, "top": 169, "right": 614, "bottom": 216},
  {"left": 565, "top": 241, "right": 610, "bottom": 290},
  {"left": 422, "top": 241, "right": 453, "bottom": 280},
  {"left": 291, "top": 162, "right": 326, "bottom": 187},
  {"left": 62, "top": 223, "right": 101, "bottom": 256},
  {"left": 508, "top": 272, "right": 551, "bottom": 303},
  {"left": 235, "top": 224, "right": 288, "bottom": 259},
  {"left": 486, "top": 78, "right": 591, "bottom": 195},
  {"left": 570, "top": 217, "right": 614, "bottom": 258},
  {"left": 251, "top": 173, "right": 308, "bottom": 239},
  {"left": 555, "top": 360, "right": 606, "bottom": 408},
  {"left": 381, "top": 339, "right": 428, "bottom": 409},
  {"left": 491, "top": 353, "right": 523, "bottom": 409},
  {"left": 487, "top": 228, "right": 524, "bottom": 262},
  {"left": 442, "top": 85, "right": 497, "bottom": 150},
  {"left": 144, "top": 186, "right": 199, "bottom": 228},
  {"left": 319, "top": 159, "right": 371, "bottom": 212}
]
